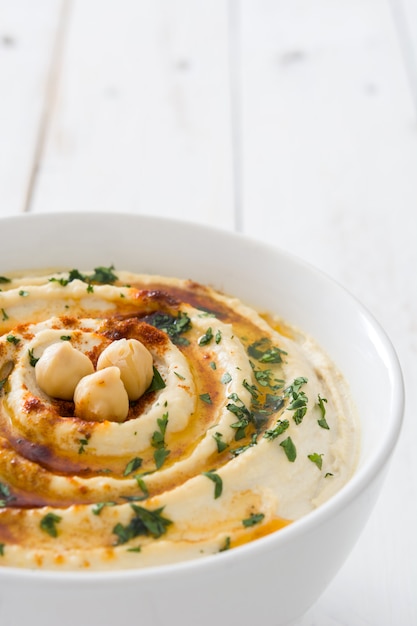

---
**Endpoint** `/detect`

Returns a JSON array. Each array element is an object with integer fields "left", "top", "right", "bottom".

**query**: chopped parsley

[
  {"left": 18, "top": 290, "right": 29, "bottom": 297},
  {"left": 242, "top": 512, "right": 265, "bottom": 527},
  {"left": 284, "top": 377, "right": 308, "bottom": 425},
  {"left": 308, "top": 453, "right": 323, "bottom": 470},
  {"left": 145, "top": 311, "right": 192, "bottom": 346},
  {"left": 219, "top": 536, "right": 231, "bottom": 552},
  {"left": 230, "top": 433, "right": 258, "bottom": 457},
  {"left": 40, "top": 512, "right": 62, "bottom": 537},
  {"left": 0, "top": 543, "right": 4, "bottom": 556},
  {"left": 50, "top": 266, "right": 118, "bottom": 287},
  {"left": 242, "top": 379, "right": 258, "bottom": 399},
  {"left": 123, "top": 457, "right": 143, "bottom": 476},
  {"left": 203, "top": 470, "right": 223, "bottom": 499},
  {"left": 0, "top": 482, "right": 14, "bottom": 507},
  {"left": 251, "top": 363, "right": 284, "bottom": 391},
  {"left": 226, "top": 394, "right": 253, "bottom": 441},
  {"left": 221, "top": 372, "right": 232, "bottom": 384},
  {"left": 28, "top": 348, "right": 39, "bottom": 367},
  {"left": 213, "top": 431, "right": 228, "bottom": 453},
  {"left": 134, "top": 474, "right": 150, "bottom": 499},
  {"left": 263, "top": 418, "right": 290, "bottom": 441},
  {"left": 317, "top": 395, "right": 330, "bottom": 429},
  {"left": 251, "top": 392, "right": 284, "bottom": 430},
  {"left": 151, "top": 413, "right": 170, "bottom": 469},
  {"left": 49, "top": 276, "right": 70, "bottom": 286},
  {"left": 113, "top": 504, "right": 172, "bottom": 544},
  {"left": 199, "top": 392, "right": 212, "bottom": 404},
  {"left": 92, "top": 501, "right": 116, "bottom": 515},
  {"left": 146, "top": 367, "right": 166, "bottom": 393},
  {"left": 279, "top": 436, "right": 297, "bottom": 462},
  {"left": 198, "top": 327, "right": 213, "bottom": 346},
  {"left": 248, "top": 337, "right": 287, "bottom": 364},
  {"left": 0, "top": 276, "right": 11, "bottom": 284},
  {"left": 1, "top": 308, "right": 9, "bottom": 321},
  {"left": 78, "top": 437, "right": 89, "bottom": 454},
  {"left": 87, "top": 266, "right": 118, "bottom": 284},
  {"left": 6, "top": 335, "right": 20, "bottom": 345}
]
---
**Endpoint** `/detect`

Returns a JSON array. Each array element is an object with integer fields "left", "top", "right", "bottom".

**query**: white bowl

[{"left": 0, "top": 212, "right": 404, "bottom": 626}]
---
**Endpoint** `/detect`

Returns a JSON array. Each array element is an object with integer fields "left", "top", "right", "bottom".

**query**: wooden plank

[
  {"left": 391, "top": 0, "right": 417, "bottom": 110},
  {"left": 238, "top": 1, "right": 417, "bottom": 625},
  {"left": 30, "top": 0, "right": 235, "bottom": 229},
  {"left": 238, "top": 0, "right": 417, "bottom": 341},
  {"left": 0, "top": 0, "right": 65, "bottom": 215}
]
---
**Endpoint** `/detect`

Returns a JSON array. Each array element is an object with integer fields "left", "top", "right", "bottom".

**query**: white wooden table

[{"left": 1, "top": 1, "right": 416, "bottom": 624}]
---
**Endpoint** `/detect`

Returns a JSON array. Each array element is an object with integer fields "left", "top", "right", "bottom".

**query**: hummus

[{"left": 0, "top": 267, "right": 359, "bottom": 570}]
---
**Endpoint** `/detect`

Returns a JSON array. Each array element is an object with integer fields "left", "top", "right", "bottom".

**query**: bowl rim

[{"left": 0, "top": 211, "right": 405, "bottom": 583}]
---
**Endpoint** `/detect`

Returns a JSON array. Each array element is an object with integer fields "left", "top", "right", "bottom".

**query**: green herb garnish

[
  {"left": 248, "top": 337, "right": 287, "bottom": 364},
  {"left": 40, "top": 512, "right": 62, "bottom": 537},
  {"left": 50, "top": 266, "right": 118, "bottom": 287},
  {"left": 6, "top": 335, "right": 20, "bottom": 345},
  {"left": 28, "top": 348, "right": 39, "bottom": 367},
  {"left": 242, "top": 512, "right": 265, "bottom": 527},
  {"left": 123, "top": 457, "right": 143, "bottom": 476},
  {"left": 199, "top": 392, "right": 212, "bottom": 404},
  {"left": 213, "top": 431, "right": 228, "bottom": 453},
  {"left": 127, "top": 546, "right": 142, "bottom": 553},
  {"left": 284, "top": 377, "right": 308, "bottom": 425},
  {"left": 78, "top": 437, "right": 89, "bottom": 454},
  {"left": 230, "top": 433, "right": 258, "bottom": 457},
  {"left": 151, "top": 413, "right": 170, "bottom": 469},
  {"left": 317, "top": 395, "right": 330, "bottom": 429},
  {"left": 279, "top": 436, "right": 297, "bottom": 462},
  {"left": 263, "top": 418, "right": 290, "bottom": 441},
  {"left": 147, "top": 367, "right": 166, "bottom": 392},
  {"left": 203, "top": 470, "right": 223, "bottom": 499},
  {"left": 251, "top": 363, "right": 284, "bottom": 391},
  {"left": 113, "top": 504, "right": 172, "bottom": 544},
  {"left": 134, "top": 475, "right": 149, "bottom": 500},
  {"left": 87, "top": 265, "right": 118, "bottom": 284},
  {"left": 199, "top": 327, "right": 213, "bottom": 346},
  {"left": 242, "top": 379, "right": 259, "bottom": 399},
  {"left": 146, "top": 311, "right": 192, "bottom": 346},
  {"left": 226, "top": 395, "right": 252, "bottom": 441},
  {"left": 219, "top": 536, "right": 231, "bottom": 552},
  {"left": 308, "top": 453, "right": 323, "bottom": 470},
  {"left": 0, "top": 482, "right": 13, "bottom": 507},
  {"left": 92, "top": 501, "right": 116, "bottom": 515}
]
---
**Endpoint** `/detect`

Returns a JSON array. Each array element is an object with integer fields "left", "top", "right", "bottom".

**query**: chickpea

[
  {"left": 97, "top": 338, "right": 153, "bottom": 401},
  {"left": 35, "top": 341, "right": 94, "bottom": 400},
  {"left": 73, "top": 366, "right": 129, "bottom": 422}
]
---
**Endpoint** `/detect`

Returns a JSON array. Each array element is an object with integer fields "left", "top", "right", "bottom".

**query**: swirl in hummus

[{"left": 0, "top": 267, "right": 359, "bottom": 570}]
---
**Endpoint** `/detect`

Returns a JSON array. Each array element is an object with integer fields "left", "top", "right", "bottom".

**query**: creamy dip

[{"left": 0, "top": 267, "right": 359, "bottom": 570}]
